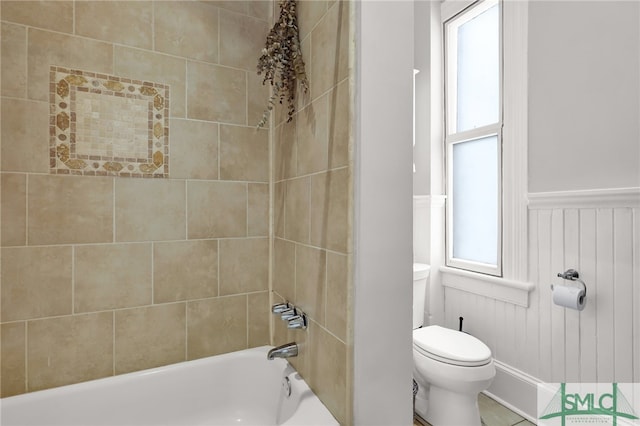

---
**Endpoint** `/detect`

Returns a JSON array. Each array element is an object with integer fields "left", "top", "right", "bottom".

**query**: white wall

[
  {"left": 353, "top": 1, "right": 415, "bottom": 424},
  {"left": 443, "top": 198, "right": 639, "bottom": 420},
  {"left": 528, "top": 1, "right": 640, "bottom": 192},
  {"left": 413, "top": 0, "right": 431, "bottom": 197},
  {"left": 393, "top": 0, "right": 638, "bottom": 422},
  {"left": 413, "top": 0, "right": 433, "bottom": 267},
  {"left": 439, "top": 1, "right": 640, "bottom": 420}
]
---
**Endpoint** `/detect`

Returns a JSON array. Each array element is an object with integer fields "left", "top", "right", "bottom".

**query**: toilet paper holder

[{"left": 551, "top": 269, "right": 587, "bottom": 296}]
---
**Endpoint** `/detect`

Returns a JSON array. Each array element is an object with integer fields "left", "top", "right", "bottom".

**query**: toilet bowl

[
  {"left": 413, "top": 325, "right": 495, "bottom": 425},
  {"left": 412, "top": 264, "right": 495, "bottom": 426}
]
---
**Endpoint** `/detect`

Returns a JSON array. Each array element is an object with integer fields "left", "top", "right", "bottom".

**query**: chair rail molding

[{"left": 528, "top": 187, "right": 640, "bottom": 209}]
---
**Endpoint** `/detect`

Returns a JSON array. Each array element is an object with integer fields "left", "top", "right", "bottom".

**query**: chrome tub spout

[{"left": 267, "top": 342, "right": 298, "bottom": 360}]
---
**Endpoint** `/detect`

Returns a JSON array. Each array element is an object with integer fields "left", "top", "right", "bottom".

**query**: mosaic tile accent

[{"left": 49, "top": 66, "right": 170, "bottom": 177}]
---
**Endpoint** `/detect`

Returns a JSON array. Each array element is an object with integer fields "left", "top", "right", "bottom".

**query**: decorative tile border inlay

[{"left": 49, "top": 66, "right": 170, "bottom": 177}]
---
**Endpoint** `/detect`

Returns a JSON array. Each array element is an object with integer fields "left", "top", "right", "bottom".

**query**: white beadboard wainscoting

[{"left": 440, "top": 188, "right": 640, "bottom": 421}]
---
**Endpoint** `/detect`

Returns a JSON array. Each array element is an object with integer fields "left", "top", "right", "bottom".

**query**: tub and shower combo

[{"left": 1, "top": 345, "right": 338, "bottom": 426}]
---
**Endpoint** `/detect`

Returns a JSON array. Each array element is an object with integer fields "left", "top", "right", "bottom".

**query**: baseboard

[{"left": 484, "top": 360, "right": 541, "bottom": 423}]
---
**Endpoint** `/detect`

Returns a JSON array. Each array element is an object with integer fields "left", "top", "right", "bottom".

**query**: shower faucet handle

[
  {"left": 287, "top": 313, "right": 307, "bottom": 330},
  {"left": 280, "top": 308, "right": 297, "bottom": 321},
  {"left": 272, "top": 302, "right": 290, "bottom": 314}
]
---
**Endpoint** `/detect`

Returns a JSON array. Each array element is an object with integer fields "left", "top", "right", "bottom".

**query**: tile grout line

[
  {"left": 184, "top": 180, "right": 188, "bottom": 240},
  {"left": 112, "top": 311, "right": 116, "bottom": 376},
  {"left": 246, "top": 294, "right": 249, "bottom": 348},
  {"left": 293, "top": 241, "right": 297, "bottom": 304},
  {"left": 184, "top": 61, "right": 188, "bottom": 119},
  {"left": 25, "top": 174, "right": 29, "bottom": 245},
  {"left": 246, "top": 183, "right": 249, "bottom": 237},
  {"left": 306, "top": 177, "right": 312, "bottom": 244},
  {"left": 267, "top": 95, "right": 274, "bottom": 347},
  {"left": 151, "top": 2, "right": 155, "bottom": 52},
  {"left": 324, "top": 246, "right": 328, "bottom": 327},
  {"left": 72, "top": 1, "right": 76, "bottom": 35},
  {"left": 150, "top": 243, "right": 154, "bottom": 305},
  {"left": 24, "top": 321, "right": 29, "bottom": 392},
  {"left": 217, "top": 9, "right": 221, "bottom": 71},
  {"left": 71, "top": 246, "right": 75, "bottom": 314},
  {"left": 112, "top": 178, "right": 116, "bottom": 242},
  {"left": 24, "top": 22, "right": 29, "bottom": 100},
  {"left": 245, "top": 72, "right": 249, "bottom": 127},
  {"left": 307, "top": 317, "right": 346, "bottom": 346},
  {"left": 184, "top": 301, "right": 188, "bottom": 361},
  {"left": 217, "top": 239, "right": 221, "bottom": 299}
]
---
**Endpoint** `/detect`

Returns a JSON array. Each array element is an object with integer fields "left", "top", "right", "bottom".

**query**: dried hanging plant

[{"left": 256, "top": 0, "right": 309, "bottom": 128}]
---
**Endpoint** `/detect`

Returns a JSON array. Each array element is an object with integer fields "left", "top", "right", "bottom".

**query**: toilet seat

[{"left": 413, "top": 325, "right": 492, "bottom": 367}]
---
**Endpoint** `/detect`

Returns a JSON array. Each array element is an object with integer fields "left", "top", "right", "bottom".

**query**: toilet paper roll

[{"left": 552, "top": 285, "right": 586, "bottom": 311}]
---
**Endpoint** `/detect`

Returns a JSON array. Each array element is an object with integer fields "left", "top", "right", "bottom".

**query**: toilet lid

[{"left": 413, "top": 325, "right": 492, "bottom": 367}]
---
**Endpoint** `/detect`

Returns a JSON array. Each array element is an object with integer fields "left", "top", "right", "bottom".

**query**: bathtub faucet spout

[{"left": 267, "top": 342, "right": 298, "bottom": 360}]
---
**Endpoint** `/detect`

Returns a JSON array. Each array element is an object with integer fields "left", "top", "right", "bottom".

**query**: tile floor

[{"left": 414, "top": 393, "right": 536, "bottom": 426}]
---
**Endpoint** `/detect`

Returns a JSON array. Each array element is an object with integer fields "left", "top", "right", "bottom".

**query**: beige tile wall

[
  {"left": 271, "top": 1, "right": 353, "bottom": 424},
  {"left": 1, "top": 2, "right": 354, "bottom": 424},
  {"left": 0, "top": 0, "right": 271, "bottom": 397}
]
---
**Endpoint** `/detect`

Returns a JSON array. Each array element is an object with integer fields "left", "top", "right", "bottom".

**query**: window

[
  {"left": 424, "top": 0, "right": 530, "bottom": 306},
  {"left": 444, "top": 0, "right": 502, "bottom": 276}
]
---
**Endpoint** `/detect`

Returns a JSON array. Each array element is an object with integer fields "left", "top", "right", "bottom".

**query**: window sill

[{"left": 440, "top": 266, "right": 534, "bottom": 307}]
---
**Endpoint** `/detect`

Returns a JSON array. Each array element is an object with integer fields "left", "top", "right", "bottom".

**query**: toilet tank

[{"left": 413, "top": 263, "right": 431, "bottom": 329}]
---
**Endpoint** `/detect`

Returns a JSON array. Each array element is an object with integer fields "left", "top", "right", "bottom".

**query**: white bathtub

[{"left": 0, "top": 346, "right": 338, "bottom": 426}]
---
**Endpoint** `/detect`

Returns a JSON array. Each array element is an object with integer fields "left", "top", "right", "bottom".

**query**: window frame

[
  {"left": 444, "top": 0, "right": 503, "bottom": 277},
  {"left": 435, "top": 0, "right": 532, "bottom": 307}
]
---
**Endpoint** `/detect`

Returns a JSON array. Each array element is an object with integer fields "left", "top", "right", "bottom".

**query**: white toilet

[{"left": 412, "top": 263, "right": 496, "bottom": 426}]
